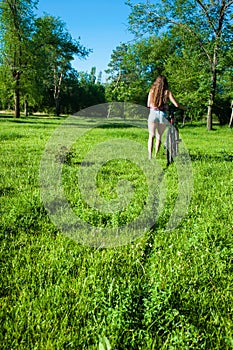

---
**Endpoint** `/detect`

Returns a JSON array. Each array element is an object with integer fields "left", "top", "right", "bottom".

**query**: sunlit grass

[{"left": 0, "top": 116, "right": 232, "bottom": 349}]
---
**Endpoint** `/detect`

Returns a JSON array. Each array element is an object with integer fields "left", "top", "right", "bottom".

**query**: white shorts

[
  {"left": 148, "top": 109, "right": 169, "bottom": 138},
  {"left": 148, "top": 109, "right": 168, "bottom": 124}
]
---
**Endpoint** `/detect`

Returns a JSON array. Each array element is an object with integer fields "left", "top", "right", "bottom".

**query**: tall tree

[
  {"left": 0, "top": 0, "right": 38, "bottom": 118},
  {"left": 126, "top": 0, "right": 233, "bottom": 130},
  {"left": 0, "top": 2, "right": 90, "bottom": 117},
  {"left": 33, "top": 15, "right": 90, "bottom": 116}
]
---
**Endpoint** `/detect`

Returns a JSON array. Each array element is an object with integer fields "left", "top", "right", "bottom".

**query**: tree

[
  {"left": 0, "top": 2, "right": 90, "bottom": 117},
  {"left": 126, "top": 0, "right": 233, "bottom": 130},
  {"left": 32, "top": 15, "right": 90, "bottom": 116},
  {"left": 75, "top": 69, "right": 106, "bottom": 110},
  {"left": 105, "top": 35, "right": 178, "bottom": 105},
  {"left": 163, "top": 27, "right": 210, "bottom": 118},
  {"left": 0, "top": 0, "right": 38, "bottom": 118}
]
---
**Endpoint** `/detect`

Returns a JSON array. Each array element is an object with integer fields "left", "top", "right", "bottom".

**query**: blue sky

[{"left": 36, "top": 0, "right": 135, "bottom": 80}]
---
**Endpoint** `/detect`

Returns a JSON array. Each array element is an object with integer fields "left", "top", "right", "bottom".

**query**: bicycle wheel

[{"left": 166, "top": 127, "right": 174, "bottom": 166}]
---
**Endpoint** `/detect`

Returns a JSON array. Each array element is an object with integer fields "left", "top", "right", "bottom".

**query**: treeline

[
  {"left": 0, "top": 0, "right": 106, "bottom": 117},
  {"left": 0, "top": 0, "right": 233, "bottom": 128}
]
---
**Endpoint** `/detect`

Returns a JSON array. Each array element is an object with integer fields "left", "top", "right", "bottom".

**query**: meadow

[{"left": 0, "top": 114, "right": 232, "bottom": 349}]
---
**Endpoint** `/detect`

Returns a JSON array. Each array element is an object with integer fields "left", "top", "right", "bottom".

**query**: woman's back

[{"left": 147, "top": 75, "right": 169, "bottom": 109}]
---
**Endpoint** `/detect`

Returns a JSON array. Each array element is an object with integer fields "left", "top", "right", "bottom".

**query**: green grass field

[{"left": 0, "top": 115, "right": 232, "bottom": 349}]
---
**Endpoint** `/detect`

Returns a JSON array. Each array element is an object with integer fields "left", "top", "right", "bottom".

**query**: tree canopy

[{"left": 0, "top": 0, "right": 105, "bottom": 117}]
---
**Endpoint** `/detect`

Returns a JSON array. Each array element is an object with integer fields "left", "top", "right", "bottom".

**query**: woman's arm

[
  {"left": 147, "top": 91, "right": 152, "bottom": 108},
  {"left": 168, "top": 90, "right": 187, "bottom": 110}
]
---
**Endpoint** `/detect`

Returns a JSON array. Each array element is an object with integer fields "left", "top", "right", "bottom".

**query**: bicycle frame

[{"left": 166, "top": 110, "right": 180, "bottom": 166}]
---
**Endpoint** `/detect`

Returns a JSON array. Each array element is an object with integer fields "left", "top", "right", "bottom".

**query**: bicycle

[{"left": 165, "top": 108, "right": 182, "bottom": 166}]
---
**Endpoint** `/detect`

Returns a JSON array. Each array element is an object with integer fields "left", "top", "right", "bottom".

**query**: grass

[{"left": 0, "top": 115, "right": 233, "bottom": 349}]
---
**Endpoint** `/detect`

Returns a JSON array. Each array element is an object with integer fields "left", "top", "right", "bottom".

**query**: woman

[{"left": 147, "top": 75, "right": 186, "bottom": 160}]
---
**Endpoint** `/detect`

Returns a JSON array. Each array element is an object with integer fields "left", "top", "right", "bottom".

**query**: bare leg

[
  {"left": 148, "top": 121, "right": 156, "bottom": 159},
  {"left": 155, "top": 123, "right": 167, "bottom": 156},
  {"left": 155, "top": 138, "right": 161, "bottom": 155},
  {"left": 148, "top": 134, "right": 155, "bottom": 159}
]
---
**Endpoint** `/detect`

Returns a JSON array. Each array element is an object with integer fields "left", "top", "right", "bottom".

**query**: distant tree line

[
  {"left": 0, "top": 0, "right": 233, "bottom": 127},
  {"left": 0, "top": 0, "right": 106, "bottom": 117}
]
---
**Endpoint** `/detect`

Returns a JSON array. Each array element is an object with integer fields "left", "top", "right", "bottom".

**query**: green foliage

[
  {"left": 32, "top": 15, "right": 91, "bottom": 116},
  {"left": 123, "top": 0, "right": 233, "bottom": 128},
  {"left": 0, "top": 1, "right": 91, "bottom": 116},
  {"left": 0, "top": 116, "right": 232, "bottom": 349},
  {"left": 0, "top": 0, "right": 39, "bottom": 117},
  {"left": 105, "top": 35, "right": 174, "bottom": 105},
  {"left": 105, "top": 23, "right": 232, "bottom": 124}
]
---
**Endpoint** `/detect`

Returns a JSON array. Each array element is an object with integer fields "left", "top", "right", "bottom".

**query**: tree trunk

[
  {"left": 54, "top": 70, "right": 63, "bottom": 117},
  {"left": 207, "top": 50, "right": 217, "bottom": 131},
  {"left": 207, "top": 97, "right": 213, "bottom": 131},
  {"left": 24, "top": 100, "right": 29, "bottom": 117},
  {"left": 14, "top": 79, "right": 20, "bottom": 118},
  {"left": 55, "top": 98, "right": 60, "bottom": 116},
  {"left": 229, "top": 109, "right": 233, "bottom": 127}
]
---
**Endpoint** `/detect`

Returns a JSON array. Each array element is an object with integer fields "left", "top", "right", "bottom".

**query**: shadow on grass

[
  {"left": 97, "top": 122, "right": 137, "bottom": 129},
  {"left": 0, "top": 187, "right": 16, "bottom": 196},
  {"left": 190, "top": 152, "right": 233, "bottom": 162},
  {"left": 0, "top": 115, "right": 66, "bottom": 126},
  {"left": 0, "top": 133, "right": 26, "bottom": 141},
  {"left": 0, "top": 115, "right": 146, "bottom": 131},
  {"left": 180, "top": 121, "right": 226, "bottom": 131}
]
